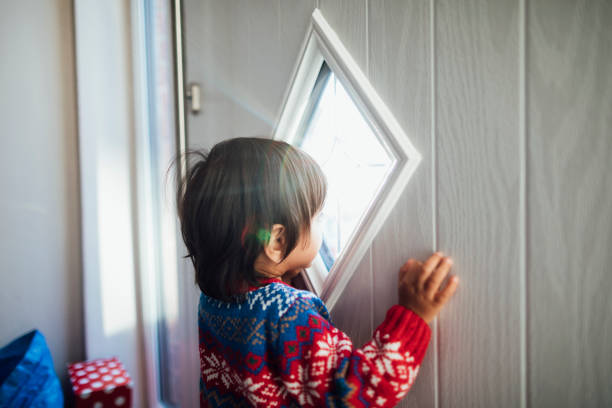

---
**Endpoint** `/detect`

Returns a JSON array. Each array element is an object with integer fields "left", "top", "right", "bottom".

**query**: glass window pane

[
  {"left": 143, "top": 0, "right": 182, "bottom": 404},
  {"left": 294, "top": 62, "right": 394, "bottom": 276}
]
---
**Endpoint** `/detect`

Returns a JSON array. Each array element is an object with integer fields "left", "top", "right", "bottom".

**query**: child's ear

[{"left": 263, "top": 224, "right": 286, "bottom": 264}]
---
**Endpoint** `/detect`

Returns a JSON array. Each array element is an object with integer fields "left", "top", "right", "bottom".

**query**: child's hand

[{"left": 398, "top": 252, "right": 459, "bottom": 324}]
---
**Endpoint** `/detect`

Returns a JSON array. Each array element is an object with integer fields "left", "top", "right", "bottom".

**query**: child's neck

[{"left": 253, "top": 252, "right": 286, "bottom": 279}]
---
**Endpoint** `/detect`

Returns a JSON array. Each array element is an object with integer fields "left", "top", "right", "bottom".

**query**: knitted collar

[{"left": 245, "top": 277, "right": 292, "bottom": 292}]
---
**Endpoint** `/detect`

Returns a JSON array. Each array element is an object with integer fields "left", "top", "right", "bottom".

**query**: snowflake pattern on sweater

[{"left": 198, "top": 277, "right": 431, "bottom": 407}]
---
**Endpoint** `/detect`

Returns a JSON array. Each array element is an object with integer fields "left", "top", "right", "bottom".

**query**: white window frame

[
  {"left": 76, "top": 0, "right": 198, "bottom": 405},
  {"left": 274, "top": 9, "right": 422, "bottom": 311},
  {"left": 74, "top": 1, "right": 149, "bottom": 406}
]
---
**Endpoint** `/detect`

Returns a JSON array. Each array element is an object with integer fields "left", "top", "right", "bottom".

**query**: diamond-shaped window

[
  {"left": 294, "top": 62, "right": 393, "bottom": 272},
  {"left": 275, "top": 9, "right": 421, "bottom": 309}
]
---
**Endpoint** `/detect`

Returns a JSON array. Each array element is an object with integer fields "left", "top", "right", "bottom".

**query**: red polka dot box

[{"left": 67, "top": 356, "right": 132, "bottom": 407}]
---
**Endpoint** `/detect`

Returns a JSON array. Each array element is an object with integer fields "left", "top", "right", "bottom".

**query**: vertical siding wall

[
  {"left": 436, "top": 1, "right": 521, "bottom": 406},
  {"left": 183, "top": 0, "right": 612, "bottom": 406},
  {"left": 527, "top": 1, "right": 612, "bottom": 407}
]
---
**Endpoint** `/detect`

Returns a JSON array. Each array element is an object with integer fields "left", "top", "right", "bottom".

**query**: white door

[{"left": 174, "top": 1, "right": 612, "bottom": 407}]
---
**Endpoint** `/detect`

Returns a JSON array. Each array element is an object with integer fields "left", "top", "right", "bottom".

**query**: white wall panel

[
  {"left": 184, "top": 0, "right": 234, "bottom": 150},
  {"left": 0, "top": 0, "right": 83, "bottom": 396},
  {"left": 184, "top": 0, "right": 316, "bottom": 150},
  {"left": 319, "top": 0, "right": 367, "bottom": 73},
  {"left": 369, "top": 1, "right": 435, "bottom": 406},
  {"left": 527, "top": 1, "right": 612, "bottom": 406},
  {"left": 435, "top": 0, "right": 521, "bottom": 406}
]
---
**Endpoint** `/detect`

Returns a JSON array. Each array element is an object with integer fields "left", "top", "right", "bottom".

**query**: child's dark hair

[{"left": 175, "top": 137, "right": 327, "bottom": 301}]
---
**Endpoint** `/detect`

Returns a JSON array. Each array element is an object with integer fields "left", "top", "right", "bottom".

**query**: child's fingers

[
  {"left": 418, "top": 252, "right": 445, "bottom": 289},
  {"left": 399, "top": 258, "right": 421, "bottom": 284},
  {"left": 434, "top": 275, "right": 460, "bottom": 305},
  {"left": 399, "top": 258, "right": 414, "bottom": 274},
  {"left": 399, "top": 259, "right": 412, "bottom": 278},
  {"left": 424, "top": 258, "right": 453, "bottom": 298}
]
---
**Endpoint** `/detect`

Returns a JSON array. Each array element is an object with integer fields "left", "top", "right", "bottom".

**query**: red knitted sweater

[{"left": 198, "top": 277, "right": 431, "bottom": 407}]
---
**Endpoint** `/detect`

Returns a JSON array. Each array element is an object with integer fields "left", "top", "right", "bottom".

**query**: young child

[{"left": 176, "top": 137, "right": 459, "bottom": 407}]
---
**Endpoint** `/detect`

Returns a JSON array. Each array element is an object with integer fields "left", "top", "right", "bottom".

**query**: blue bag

[{"left": 0, "top": 329, "right": 64, "bottom": 407}]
